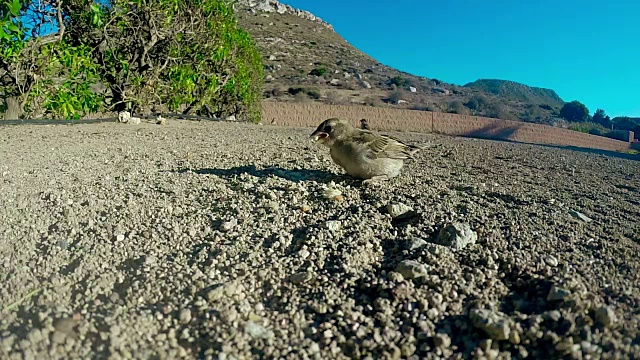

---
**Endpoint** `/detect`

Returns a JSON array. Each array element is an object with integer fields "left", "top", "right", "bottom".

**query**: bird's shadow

[{"left": 175, "top": 164, "right": 353, "bottom": 184}]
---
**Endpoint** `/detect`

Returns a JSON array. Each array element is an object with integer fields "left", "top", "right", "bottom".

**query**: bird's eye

[{"left": 324, "top": 125, "right": 332, "bottom": 133}]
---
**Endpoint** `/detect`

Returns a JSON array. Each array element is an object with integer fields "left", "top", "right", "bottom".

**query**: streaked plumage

[{"left": 310, "top": 118, "right": 422, "bottom": 183}]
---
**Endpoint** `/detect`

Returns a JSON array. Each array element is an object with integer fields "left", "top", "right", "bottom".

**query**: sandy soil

[{"left": 0, "top": 119, "right": 639, "bottom": 360}]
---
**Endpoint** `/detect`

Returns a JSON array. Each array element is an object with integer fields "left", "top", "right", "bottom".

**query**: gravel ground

[{"left": 1, "top": 119, "right": 639, "bottom": 360}]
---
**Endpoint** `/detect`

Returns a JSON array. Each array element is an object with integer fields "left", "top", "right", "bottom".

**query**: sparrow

[
  {"left": 360, "top": 118, "right": 370, "bottom": 130},
  {"left": 310, "top": 118, "right": 423, "bottom": 183}
]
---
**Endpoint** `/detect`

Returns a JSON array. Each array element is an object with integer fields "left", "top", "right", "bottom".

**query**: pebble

[
  {"left": 290, "top": 272, "right": 312, "bottom": 285},
  {"left": 245, "top": 321, "right": 274, "bottom": 339},
  {"left": 569, "top": 210, "right": 593, "bottom": 222},
  {"left": 408, "top": 237, "right": 428, "bottom": 251},
  {"left": 469, "top": 309, "right": 511, "bottom": 341},
  {"left": 433, "top": 333, "right": 451, "bottom": 348},
  {"left": 386, "top": 203, "right": 413, "bottom": 219},
  {"left": 395, "top": 260, "right": 428, "bottom": 279},
  {"left": 298, "top": 249, "right": 310, "bottom": 259},
  {"left": 309, "top": 342, "right": 320, "bottom": 354},
  {"left": 207, "top": 286, "right": 225, "bottom": 302},
  {"left": 325, "top": 220, "right": 341, "bottom": 232},
  {"left": 428, "top": 292, "right": 444, "bottom": 307},
  {"left": 53, "top": 318, "right": 77, "bottom": 335},
  {"left": 595, "top": 305, "right": 617, "bottom": 327},
  {"left": 178, "top": 309, "right": 192, "bottom": 324},
  {"left": 544, "top": 255, "right": 559, "bottom": 267},
  {"left": 438, "top": 222, "right": 477, "bottom": 250},
  {"left": 547, "top": 284, "right": 571, "bottom": 301},
  {"left": 323, "top": 186, "right": 342, "bottom": 199},
  {"left": 220, "top": 219, "right": 237, "bottom": 232}
]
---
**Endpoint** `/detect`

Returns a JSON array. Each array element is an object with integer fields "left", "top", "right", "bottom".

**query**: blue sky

[{"left": 281, "top": 0, "right": 639, "bottom": 118}]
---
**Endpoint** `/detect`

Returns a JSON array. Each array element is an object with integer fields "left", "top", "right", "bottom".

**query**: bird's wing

[{"left": 355, "top": 131, "right": 422, "bottom": 160}]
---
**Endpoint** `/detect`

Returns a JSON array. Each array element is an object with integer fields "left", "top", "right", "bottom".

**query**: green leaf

[
  {"left": 8, "top": 0, "right": 20, "bottom": 16},
  {"left": 7, "top": 23, "right": 19, "bottom": 33}
]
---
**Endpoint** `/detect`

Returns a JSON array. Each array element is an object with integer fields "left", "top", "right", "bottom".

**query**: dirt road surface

[{"left": 1, "top": 120, "right": 639, "bottom": 359}]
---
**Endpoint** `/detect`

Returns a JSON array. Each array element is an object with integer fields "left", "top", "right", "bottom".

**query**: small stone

[
  {"left": 433, "top": 333, "right": 451, "bottom": 348},
  {"left": 179, "top": 309, "right": 192, "bottom": 324},
  {"left": 225, "top": 115, "right": 236, "bottom": 121},
  {"left": 115, "top": 234, "right": 125, "bottom": 242},
  {"left": 300, "top": 204, "right": 311, "bottom": 213},
  {"left": 396, "top": 260, "right": 428, "bottom": 280},
  {"left": 290, "top": 272, "right": 312, "bottom": 285},
  {"left": 581, "top": 341, "right": 596, "bottom": 354},
  {"left": 220, "top": 218, "right": 237, "bottom": 232},
  {"left": 469, "top": 309, "right": 511, "bottom": 341},
  {"left": 207, "top": 286, "right": 225, "bottom": 302},
  {"left": 595, "top": 305, "right": 616, "bottom": 327},
  {"left": 547, "top": 284, "right": 571, "bottom": 302},
  {"left": 400, "top": 343, "right": 416, "bottom": 357},
  {"left": 479, "top": 339, "right": 492, "bottom": 352},
  {"left": 428, "top": 292, "right": 444, "bottom": 307},
  {"left": 323, "top": 187, "right": 342, "bottom": 199},
  {"left": 386, "top": 203, "right": 413, "bottom": 219},
  {"left": 268, "top": 55, "right": 276, "bottom": 61},
  {"left": 53, "top": 318, "right": 77, "bottom": 335},
  {"left": 544, "top": 310, "right": 562, "bottom": 322},
  {"left": 544, "top": 255, "right": 559, "bottom": 267},
  {"left": 426, "top": 308, "right": 439, "bottom": 320},
  {"left": 438, "top": 222, "right": 477, "bottom": 250},
  {"left": 555, "top": 337, "right": 575, "bottom": 352},
  {"left": 485, "top": 349, "right": 499, "bottom": 359},
  {"left": 325, "top": 220, "right": 341, "bottom": 232},
  {"left": 298, "top": 249, "right": 310, "bottom": 259},
  {"left": 569, "top": 210, "right": 592, "bottom": 222},
  {"left": 51, "top": 331, "right": 67, "bottom": 344},
  {"left": 509, "top": 330, "right": 521, "bottom": 345},
  {"left": 245, "top": 321, "right": 274, "bottom": 339},
  {"left": 387, "top": 272, "right": 404, "bottom": 283},
  {"left": 408, "top": 237, "right": 428, "bottom": 251}
]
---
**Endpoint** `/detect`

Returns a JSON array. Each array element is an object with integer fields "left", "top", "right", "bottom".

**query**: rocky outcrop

[{"left": 235, "top": 0, "right": 334, "bottom": 30}]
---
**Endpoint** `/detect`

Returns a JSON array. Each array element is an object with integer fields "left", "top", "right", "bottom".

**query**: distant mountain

[
  {"left": 234, "top": 0, "right": 565, "bottom": 124},
  {"left": 464, "top": 79, "right": 565, "bottom": 109}
]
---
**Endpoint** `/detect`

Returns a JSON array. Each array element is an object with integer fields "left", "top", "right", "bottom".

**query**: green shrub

[
  {"left": 560, "top": 100, "right": 590, "bottom": 122},
  {"left": 568, "top": 122, "right": 609, "bottom": 135},
  {"left": 65, "top": 0, "right": 264, "bottom": 121},
  {"left": 389, "top": 76, "right": 408, "bottom": 88},
  {"left": 309, "top": 67, "right": 327, "bottom": 76},
  {"left": 464, "top": 94, "right": 490, "bottom": 111},
  {"left": 287, "top": 87, "right": 320, "bottom": 100},
  {"left": 448, "top": 101, "right": 469, "bottom": 115},
  {"left": 305, "top": 88, "right": 321, "bottom": 99}
]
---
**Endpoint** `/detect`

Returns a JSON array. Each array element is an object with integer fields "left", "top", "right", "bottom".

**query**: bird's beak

[{"left": 310, "top": 130, "right": 329, "bottom": 142}]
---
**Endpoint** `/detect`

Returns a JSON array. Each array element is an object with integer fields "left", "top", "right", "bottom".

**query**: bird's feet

[{"left": 361, "top": 175, "right": 390, "bottom": 186}]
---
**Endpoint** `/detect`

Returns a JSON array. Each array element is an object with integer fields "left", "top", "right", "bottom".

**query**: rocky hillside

[{"left": 234, "top": 0, "right": 565, "bottom": 124}]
